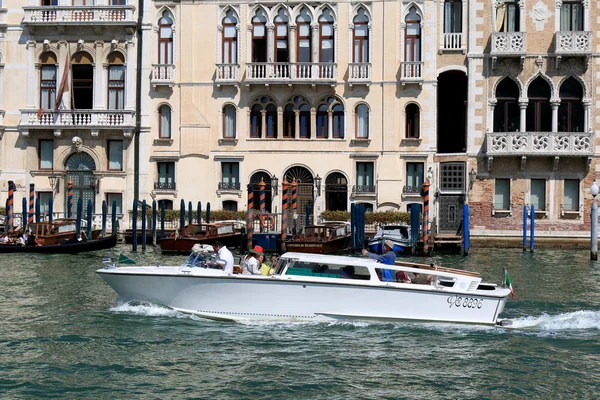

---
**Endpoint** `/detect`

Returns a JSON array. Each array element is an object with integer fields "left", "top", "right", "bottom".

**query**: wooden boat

[
  {"left": 0, "top": 232, "right": 117, "bottom": 254},
  {"left": 367, "top": 224, "right": 412, "bottom": 254},
  {"left": 27, "top": 218, "right": 102, "bottom": 245},
  {"left": 285, "top": 222, "right": 351, "bottom": 254},
  {"left": 159, "top": 220, "right": 245, "bottom": 254}
]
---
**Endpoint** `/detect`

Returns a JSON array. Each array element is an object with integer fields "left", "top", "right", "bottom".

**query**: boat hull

[
  {"left": 367, "top": 237, "right": 411, "bottom": 254},
  {"left": 97, "top": 269, "right": 508, "bottom": 325},
  {"left": 159, "top": 233, "right": 244, "bottom": 254},
  {"left": 0, "top": 233, "right": 117, "bottom": 254}
]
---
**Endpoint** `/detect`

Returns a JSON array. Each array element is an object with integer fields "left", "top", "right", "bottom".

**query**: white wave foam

[
  {"left": 109, "top": 301, "right": 191, "bottom": 319},
  {"left": 509, "top": 310, "right": 600, "bottom": 330}
]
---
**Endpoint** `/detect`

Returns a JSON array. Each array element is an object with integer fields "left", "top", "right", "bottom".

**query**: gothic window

[
  {"left": 316, "top": 96, "right": 344, "bottom": 139},
  {"left": 274, "top": 9, "right": 289, "bottom": 62},
  {"left": 405, "top": 103, "right": 420, "bottom": 138},
  {"left": 296, "top": 8, "right": 312, "bottom": 63},
  {"left": 353, "top": 8, "right": 369, "bottom": 63},
  {"left": 405, "top": 7, "right": 421, "bottom": 62},
  {"left": 107, "top": 52, "right": 125, "bottom": 110},
  {"left": 40, "top": 52, "right": 57, "bottom": 110},
  {"left": 252, "top": 9, "right": 267, "bottom": 62},
  {"left": 526, "top": 77, "right": 551, "bottom": 132},
  {"left": 249, "top": 96, "right": 277, "bottom": 139},
  {"left": 319, "top": 9, "right": 335, "bottom": 63},
  {"left": 158, "top": 11, "right": 174, "bottom": 64},
  {"left": 222, "top": 10, "right": 238, "bottom": 64},
  {"left": 558, "top": 77, "right": 584, "bottom": 132},
  {"left": 494, "top": 78, "right": 520, "bottom": 132}
]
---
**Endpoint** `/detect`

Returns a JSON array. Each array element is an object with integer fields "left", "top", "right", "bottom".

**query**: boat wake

[
  {"left": 507, "top": 310, "right": 600, "bottom": 331},
  {"left": 109, "top": 300, "right": 199, "bottom": 320}
]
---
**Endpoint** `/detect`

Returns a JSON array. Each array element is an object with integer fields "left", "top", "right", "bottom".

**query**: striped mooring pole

[
  {"left": 259, "top": 179, "right": 266, "bottom": 213},
  {"left": 281, "top": 180, "right": 288, "bottom": 241},
  {"left": 291, "top": 179, "right": 298, "bottom": 234},
  {"left": 422, "top": 181, "right": 430, "bottom": 254},
  {"left": 7, "top": 180, "right": 14, "bottom": 234},
  {"left": 67, "top": 180, "right": 74, "bottom": 218},
  {"left": 28, "top": 183, "right": 35, "bottom": 224},
  {"left": 247, "top": 184, "right": 254, "bottom": 250}
]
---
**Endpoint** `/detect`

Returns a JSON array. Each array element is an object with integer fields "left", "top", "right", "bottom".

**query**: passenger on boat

[
  {"left": 395, "top": 270, "right": 412, "bottom": 283},
  {"left": 412, "top": 272, "right": 432, "bottom": 285},
  {"left": 339, "top": 266, "right": 356, "bottom": 279},
  {"left": 362, "top": 240, "right": 396, "bottom": 281},
  {"left": 212, "top": 240, "right": 234, "bottom": 275},
  {"left": 242, "top": 245, "right": 263, "bottom": 275}
]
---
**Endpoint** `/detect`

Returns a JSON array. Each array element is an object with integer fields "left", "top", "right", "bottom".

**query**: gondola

[{"left": 0, "top": 233, "right": 118, "bottom": 254}]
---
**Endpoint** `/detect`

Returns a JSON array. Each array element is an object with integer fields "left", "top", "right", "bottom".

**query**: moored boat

[
  {"left": 97, "top": 251, "right": 512, "bottom": 325},
  {"left": 367, "top": 224, "right": 412, "bottom": 254},
  {"left": 284, "top": 222, "right": 351, "bottom": 254},
  {"left": 0, "top": 232, "right": 117, "bottom": 253},
  {"left": 159, "top": 220, "right": 245, "bottom": 254}
]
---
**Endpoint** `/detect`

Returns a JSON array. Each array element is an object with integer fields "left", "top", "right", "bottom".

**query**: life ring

[{"left": 259, "top": 215, "right": 275, "bottom": 230}]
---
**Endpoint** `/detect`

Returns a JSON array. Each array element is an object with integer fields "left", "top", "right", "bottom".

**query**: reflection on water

[{"left": 1, "top": 245, "right": 599, "bottom": 399}]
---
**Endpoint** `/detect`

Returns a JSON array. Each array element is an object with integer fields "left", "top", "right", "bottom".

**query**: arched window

[
  {"left": 250, "top": 171, "right": 273, "bottom": 212},
  {"left": 222, "top": 10, "right": 238, "bottom": 65},
  {"left": 159, "top": 105, "right": 171, "bottom": 139},
  {"left": 223, "top": 104, "right": 236, "bottom": 138},
  {"left": 252, "top": 9, "right": 267, "bottom": 62},
  {"left": 526, "top": 77, "right": 551, "bottom": 132},
  {"left": 299, "top": 104, "right": 311, "bottom": 138},
  {"left": 325, "top": 172, "right": 348, "bottom": 211},
  {"left": 71, "top": 51, "right": 94, "bottom": 110},
  {"left": 405, "top": 103, "right": 420, "bottom": 138},
  {"left": 296, "top": 9, "right": 312, "bottom": 63},
  {"left": 405, "top": 7, "right": 421, "bottom": 63},
  {"left": 332, "top": 104, "right": 344, "bottom": 138},
  {"left": 353, "top": 8, "right": 369, "bottom": 63},
  {"left": 107, "top": 52, "right": 125, "bottom": 110},
  {"left": 223, "top": 200, "right": 238, "bottom": 211},
  {"left": 249, "top": 96, "right": 277, "bottom": 139},
  {"left": 317, "top": 104, "right": 329, "bottom": 138},
  {"left": 158, "top": 11, "right": 174, "bottom": 65},
  {"left": 319, "top": 9, "right": 335, "bottom": 63},
  {"left": 316, "top": 96, "right": 344, "bottom": 139},
  {"left": 283, "top": 104, "right": 295, "bottom": 138},
  {"left": 494, "top": 78, "right": 519, "bottom": 132},
  {"left": 274, "top": 9, "right": 289, "bottom": 63},
  {"left": 355, "top": 104, "right": 369, "bottom": 139},
  {"left": 558, "top": 78, "right": 584, "bottom": 132},
  {"left": 40, "top": 52, "right": 57, "bottom": 110},
  {"left": 250, "top": 104, "right": 262, "bottom": 138}
]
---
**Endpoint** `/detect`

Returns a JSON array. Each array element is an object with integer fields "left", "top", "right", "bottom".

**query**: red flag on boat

[{"left": 54, "top": 54, "right": 69, "bottom": 110}]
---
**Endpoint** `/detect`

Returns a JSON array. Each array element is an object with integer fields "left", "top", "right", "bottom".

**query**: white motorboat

[{"left": 97, "top": 251, "right": 512, "bottom": 325}]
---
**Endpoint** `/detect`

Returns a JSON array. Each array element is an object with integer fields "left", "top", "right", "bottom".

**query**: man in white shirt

[
  {"left": 212, "top": 240, "right": 234, "bottom": 275},
  {"left": 242, "top": 245, "right": 264, "bottom": 275}
]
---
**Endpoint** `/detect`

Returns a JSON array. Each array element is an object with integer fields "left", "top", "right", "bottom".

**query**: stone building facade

[{"left": 0, "top": 0, "right": 596, "bottom": 238}]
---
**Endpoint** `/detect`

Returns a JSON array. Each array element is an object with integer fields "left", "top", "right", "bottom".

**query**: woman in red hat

[{"left": 242, "top": 245, "right": 264, "bottom": 275}]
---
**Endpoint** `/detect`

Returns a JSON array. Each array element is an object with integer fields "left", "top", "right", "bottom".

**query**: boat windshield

[
  {"left": 383, "top": 226, "right": 409, "bottom": 238},
  {"left": 285, "top": 261, "right": 371, "bottom": 280},
  {"left": 182, "top": 252, "right": 225, "bottom": 269}
]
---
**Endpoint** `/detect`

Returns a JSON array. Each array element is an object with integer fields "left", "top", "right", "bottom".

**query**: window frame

[
  {"left": 297, "top": 20, "right": 312, "bottom": 63},
  {"left": 157, "top": 162, "right": 175, "bottom": 184},
  {"left": 275, "top": 18, "right": 289, "bottom": 63},
  {"left": 405, "top": 103, "right": 420, "bottom": 139},
  {"left": 319, "top": 11, "right": 335, "bottom": 63},
  {"left": 158, "top": 105, "right": 172, "bottom": 139},
  {"left": 404, "top": 10, "right": 422, "bottom": 62},
  {"left": 406, "top": 162, "right": 424, "bottom": 191},
  {"left": 494, "top": 178, "right": 511, "bottom": 211},
  {"left": 107, "top": 64, "right": 125, "bottom": 110},
  {"left": 107, "top": 140, "right": 123, "bottom": 171},
  {"left": 221, "top": 162, "right": 240, "bottom": 187},
  {"left": 562, "top": 179, "right": 580, "bottom": 212},
  {"left": 355, "top": 104, "right": 369, "bottom": 139},
  {"left": 158, "top": 12, "right": 174, "bottom": 65},
  {"left": 530, "top": 179, "right": 547, "bottom": 212},
  {"left": 40, "top": 64, "right": 57, "bottom": 110},
  {"left": 560, "top": 1, "right": 584, "bottom": 32},
  {"left": 222, "top": 104, "right": 237, "bottom": 139},
  {"left": 443, "top": 0, "right": 462, "bottom": 33},
  {"left": 353, "top": 21, "right": 369, "bottom": 63},
  {"left": 356, "top": 162, "right": 374, "bottom": 189},
  {"left": 223, "top": 200, "right": 238, "bottom": 211},
  {"left": 106, "top": 192, "right": 123, "bottom": 215},
  {"left": 38, "top": 139, "right": 54, "bottom": 170},
  {"left": 222, "top": 14, "right": 238, "bottom": 65}
]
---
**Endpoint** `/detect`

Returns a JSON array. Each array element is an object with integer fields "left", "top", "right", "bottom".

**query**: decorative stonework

[
  {"left": 487, "top": 131, "right": 593, "bottom": 156},
  {"left": 529, "top": 1, "right": 553, "bottom": 31}
]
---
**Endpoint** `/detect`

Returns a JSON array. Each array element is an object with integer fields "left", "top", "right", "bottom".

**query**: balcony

[
  {"left": 554, "top": 31, "right": 592, "bottom": 67},
  {"left": 486, "top": 131, "right": 593, "bottom": 171},
  {"left": 402, "top": 185, "right": 421, "bottom": 195},
  {"left": 215, "top": 64, "right": 240, "bottom": 86},
  {"left": 348, "top": 63, "right": 372, "bottom": 87},
  {"left": 352, "top": 185, "right": 376, "bottom": 195},
  {"left": 245, "top": 62, "right": 337, "bottom": 86},
  {"left": 154, "top": 182, "right": 176, "bottom": 190},
  {"left": 22, "top": 6, "right": 136, "bottom": 33},
  {"left": 19, "top": 109, "right": 135, "bottom": 137},
  {"left": 490, "top": 32, "right": 526, "bottom": 69},
  {"left": 151, "top": 64, "right": 175, "bottom": 89},
  {"left": 442, "top": 33, "right": 463, "bottom": 51},
  {"left": 399, "top": 62, "right": 423, "bottom": 85},
  {"left": 218, "top": 182, "right": 241, "bottom": 190}
]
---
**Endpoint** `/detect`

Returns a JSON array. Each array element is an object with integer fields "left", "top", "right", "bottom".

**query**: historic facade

[{"left": 0, "top": 0, "right": 597, "bottom": 237}]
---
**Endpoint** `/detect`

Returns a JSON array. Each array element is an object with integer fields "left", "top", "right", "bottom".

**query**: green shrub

[
  {"left": 128, "top": 209, "right": 246, "bottom": 222},
  {"left": 320, "top": 210, "right": 410, "bottom": 225}
]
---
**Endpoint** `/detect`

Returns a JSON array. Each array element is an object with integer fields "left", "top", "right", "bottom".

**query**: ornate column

[
  {"left": 582, "top": 98, "right": 592, "bottom": 132},
  {"left": 289, "top": 24, "right": 297, "bottom": 63},
  {"left": 26, "top": 41, "right": 36, "bottom": 108},
  {"left": 261, "top": 110, "right": 266, "bottom": 138},
  {"left": 518, "top": 98, "right": 528, "bottom": 132},
  {"left": 266, "top": 23, "right": 275, "bottom": 63},
  {"left": 310, "top": 107, "right": 316, "bottom": 139},
  {"left": 94, "top": 41, "right": 104, "bottom": 109},
  {"left": 277, "top": 106, "right": 283, "bottom": 139},
  {"left": 327, "top": 110, "right": 333, "bottom": 138},
  {"left": 550, "top": 98, "right": 561, "bottom": 132},
  {"left": 294, "top": 110, "right": 300, "bottom": 138},
  {"left": 311, "top": 23, "right": 319, "bottom": 63},
  {"left": 246, "top": 24, "right": 253, "bottom": 64},
  {"left": 125, "top": 40, "right": 135, "bottom": 109},
  {"left": 487, "top": 98, "right": 497, "bottom": 132}
]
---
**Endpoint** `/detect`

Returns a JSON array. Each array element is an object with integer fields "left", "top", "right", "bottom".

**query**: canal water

[{"left": 1, "top": 246, "right": 599, "bottom": 399}]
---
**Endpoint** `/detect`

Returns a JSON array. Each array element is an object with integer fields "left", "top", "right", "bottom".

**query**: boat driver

[
  {"left": 362, "top": 240, "right": 396, "bottom": 281},
  {"left": 212, "top": 240, "right": 234, "bottom": 275}
]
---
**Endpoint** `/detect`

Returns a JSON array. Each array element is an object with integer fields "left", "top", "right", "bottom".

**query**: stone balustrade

[
  {"left": 348, "top": 63, "right": 372, "bottom": 84},
  {"left": 19, "top": 109, "right": 135, "bottom": 137},
  {"left": 486, "top": 131, "right": 593, "bottom": 156},
  {"left": 245, "top": 62, "right": 337, "bottom": 84},
  {"left": 22, "top": 6, "right": 136, "bottom": 26},
  {"left": 555, "top": 31, "right": 592, "bottom": 55}
]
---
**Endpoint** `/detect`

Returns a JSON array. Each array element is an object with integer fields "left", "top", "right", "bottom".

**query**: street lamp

[
  {"left": 468, "top": 168, "right": 476, "bottom": 190},
  {"left": 591, "top": 181, "right": 598, "bottom": 260},
  {"left": 48, "top": 175, "right": 60, "bottom": 194},
  {"left": 315, "top": 174, "right": 322, "bottom": 196},
  {"left": 271, "top": 174, "right": 278, "bottom": 196}
]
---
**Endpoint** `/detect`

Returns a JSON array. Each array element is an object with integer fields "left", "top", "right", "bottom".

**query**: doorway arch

[
  {"left": 325, "top": 172, "right": 347, "bottom": 211},
  {"left": 284, "top": 166, "right": 314, "bottom": 229},
  {"left": 65, "top": 152, "right": 97, "bottom": 215},
  {"left": 249, "top": 171, "right": 272, "bottom": 212}
]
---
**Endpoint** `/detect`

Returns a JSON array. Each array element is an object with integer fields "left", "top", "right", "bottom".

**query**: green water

[{"left": 1, "top": 246, "right": 599, "bottom": 399}]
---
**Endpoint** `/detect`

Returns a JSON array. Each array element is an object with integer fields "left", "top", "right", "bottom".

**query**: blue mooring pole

[
  {"left": 141, "top": 199, "right": 147, "bottom": 251},
  {"left": 305, "top": 201, "right": 310, "bottom": 227},
  {"left": 132, "top": 199, "right": 138, "bottom": 251},
  {"left": 523, "top": 205, "right": 528, "bottom": 251},
  {"left": 101, "top": 200, "right": 107, "bottom": 238},
  {"left": 591, "top": 196, "right": 598, "bottom": 261},
  {"left": 410, "top": 204, "right": 420, "bottom": 254},
  {"left": 22, "top": 197, "right": 27, "bottom": 230},
  {"left": 206, "top": 202, "right": 211, "bottom": 224},
  {"left": 152, "top": 200, "right": 157, "bottom": 246},
  {"left": 179, "top": 199, "right": 185, "bottom": 231},
  {"left": 86, "top": 199, "right": 93, "bottom": 239},
  {"left": 111, "top": 200, "right": 117, "bottom": 235},
  {"left": 188, "top": 201, "right": 193, "bottom": 226},
  {"left": 350, "top": 203, "right": 356, "bottom": 250},
  {"left": 463, "top": 203, "right": 470, "bottom": 256},
  {"left": 48, "top": 197, "right": 53, "bottom": 223},
  {"left": 76, "top": 197, "right": 83, "bottom": 239},
  {"left": 530, "top": 204, "right": 535, "bottom": 253},
  {"left": 35, "top": 198, "right": 40, "bottom": 223},
  {"left": 197, "top": 202, "right": 202, "bottom": 224},
  {"left": 160, "top": 200, "right": 165, "bottom": 239}
]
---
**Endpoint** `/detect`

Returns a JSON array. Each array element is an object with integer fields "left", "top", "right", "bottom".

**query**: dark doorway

[
  {"left": 249, "top": 171, "right": 272, "bottom": 212},
  {"left": 437, "top": 70, "right": 467, "bottom": 153},
  {"left": 72, "top": 65, "right": 94, "bottom": 109},
  {"left": 64, "top": 152, "right": 97, "bottom": 215},
  {"left": 325, "top": 172, "right": 348, "bottom": 211}
]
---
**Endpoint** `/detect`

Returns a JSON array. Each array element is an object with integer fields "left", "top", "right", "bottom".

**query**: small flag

[
  {"left": 117, "top": 254, "right": 136, "bottom": 265},
  {"left": 505, "top": 269, "right": 515, "bottom": 299},
  {"left": 54, "top": 53, "right": 69, "bottom": 110},
  {"left": 37, "top": 108, "right": 45, "bottom": 119}
]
